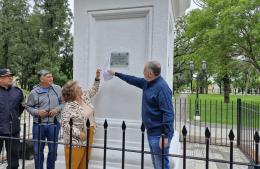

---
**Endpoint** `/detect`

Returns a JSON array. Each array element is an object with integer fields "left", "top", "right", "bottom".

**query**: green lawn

[{"left": 186, "top": 94, "right": 260, "bottom": 126}]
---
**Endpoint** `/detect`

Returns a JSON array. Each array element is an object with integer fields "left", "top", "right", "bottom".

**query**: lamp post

[
  {"left": 202, "top": 60, "right": 207, "bottom": 93},
  {"left": 190, "top": 60, "right": 207, "bottom": 120},
  {"left": 193, "top": 72, "right": 200, "bottom": 119},
  {"left": 189, "top": 61, "right": 194, "bottom": 93}
]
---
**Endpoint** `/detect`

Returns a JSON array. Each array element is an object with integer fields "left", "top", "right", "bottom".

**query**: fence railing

[
  {"left": 174, "top": 98, "right": 238, "bottom": 146},
  {"left": 1, "top": 97, "right": 260, "bottom": 168},
  {"left": 1, "top": 118, "right": 260, "bottom": 169},
  {"left": 174, "top": 97, "right": 260, "bottom": 166},
  {"left": 239, "top": 99, "right": 260, "bottom": 162}
]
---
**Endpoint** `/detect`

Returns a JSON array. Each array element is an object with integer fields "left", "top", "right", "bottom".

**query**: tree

[
  {"left": 0, "top": 0, "right": 73, "bottom": 89},
  {"left": 174, "top": 0, "right": 260, "bottom": 102},
  {"left": 0, "top": 0, "right": 29, "bottom": 68}
]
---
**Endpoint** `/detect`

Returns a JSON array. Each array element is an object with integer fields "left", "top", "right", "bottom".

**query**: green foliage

[
  {"left": 174, "top": 0, "right": 260, "bottom": 96},
  {"left": 0, "top": 0, "right": 73, "bottom": 89}
]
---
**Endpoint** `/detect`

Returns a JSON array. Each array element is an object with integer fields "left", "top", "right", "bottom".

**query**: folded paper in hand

[
  {"left": 103, "top": 71, "right": 113, "bottom": 81},
  {"left": 102, "top": 57, "right": 113, "bottom": 81}
]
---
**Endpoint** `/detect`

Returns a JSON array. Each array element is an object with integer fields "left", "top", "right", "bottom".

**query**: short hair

[
  {"left": 37, "top": 69, "right": 51, "bottom": 79},
  {"left": 62, "top": 80, "right": 80, "bottom": 102},
  {"left": 147, "top": 61, "right": 161, "bottom": 76}
]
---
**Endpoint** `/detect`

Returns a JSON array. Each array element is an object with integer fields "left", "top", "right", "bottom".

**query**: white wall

[
  {"left": 74, "top": 0, "right": 190, "bottom": 168},
  {"left": 74, "top": 0, "right": 173, "bottom": 122}
]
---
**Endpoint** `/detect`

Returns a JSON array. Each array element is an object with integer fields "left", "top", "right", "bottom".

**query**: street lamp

[
  {"left": 202, "top": 60, "right": 207, "bottom": 93},
  {"left": 193, "top": 72, "right": 200, "bottom": 119},
  {"left": 189, "top": 61, "right": 194, "bottom": 93},
  {"left": 190, "top": 60, "right": 207, "bottom": 120}
]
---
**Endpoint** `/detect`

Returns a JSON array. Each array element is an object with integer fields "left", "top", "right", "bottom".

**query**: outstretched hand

[{"left": 107, "top": 70, "right": 115, "bottom": 76}]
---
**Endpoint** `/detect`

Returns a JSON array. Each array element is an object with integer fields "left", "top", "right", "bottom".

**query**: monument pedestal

[{"left": 74, "top": 0, "right": 190, "bottom": 168}]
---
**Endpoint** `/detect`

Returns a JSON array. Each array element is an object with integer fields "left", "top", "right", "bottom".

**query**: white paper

[{"left": 102, "top": 57, "right": 113, "bottom": 81}]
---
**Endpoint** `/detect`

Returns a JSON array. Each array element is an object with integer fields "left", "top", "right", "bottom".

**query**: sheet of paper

[{"left": 102, "top": 57, "right": 113, "bottom": 81}]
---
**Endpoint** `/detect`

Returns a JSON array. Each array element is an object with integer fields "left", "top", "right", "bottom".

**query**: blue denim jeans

[
  {"left": 147, "top": 133, "right": 173, "bottom": 169},
  {"left": 33, "top": 123, "right": 60, "bottom": 169}
]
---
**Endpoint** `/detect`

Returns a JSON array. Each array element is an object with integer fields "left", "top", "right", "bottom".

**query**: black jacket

[{"left": 0, "top": 86, "right": 24, "bottom": 135}]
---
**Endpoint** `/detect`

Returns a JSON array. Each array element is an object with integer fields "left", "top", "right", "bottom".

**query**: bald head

[{"left": 146, "top": 61, "right": 161, "bottom": 76}]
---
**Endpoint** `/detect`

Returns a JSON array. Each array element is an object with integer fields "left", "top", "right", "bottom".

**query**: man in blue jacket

[
  {"left": 108, "top": 61, "right": 174, "bottom": 169},
  {"left": 0, "top": 68, "right": 24, "bottom": 169}
]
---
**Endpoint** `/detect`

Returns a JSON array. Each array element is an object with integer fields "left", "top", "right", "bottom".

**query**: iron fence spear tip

[
  {"left": 229, "top": 130, "right": 235, "bottom": 141},
  {"left": 122, "top": 121, "right": 126, "bottom": 130},
  {"left": 104, "top": 120, "right": 108, "bottom": 128},
  {"left": 205, "top": 127, "right": 211, "bottom": 138},
  {"left": 254, "top": 131, "right": 260, "bottom": 143},
  {"left": 182, "top": 126, "right": 187, "bottom": 136},
  {"left": 86, "top": 118, "right": 90, "bottom": 127},
  {"left": 69, "top": 118, "right": 73, "bottom": 125},
  {"left": 141, "top": 122, "right": 145, "bottom": 132}
]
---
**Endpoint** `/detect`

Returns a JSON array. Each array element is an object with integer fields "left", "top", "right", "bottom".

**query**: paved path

[{"left": 180, "top": 143, "right": 249, "bottom": 169}]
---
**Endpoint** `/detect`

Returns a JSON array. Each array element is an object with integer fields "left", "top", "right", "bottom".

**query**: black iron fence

[
  {"left": 0, "top": 97, "right": 260, "bottom": 168},
  {"left": 1, "top": 118, "right": 260, "bottom": 168},
  {"left": 174, "top": 97, "right": 260, "bottom": 166},
  {"left": 174, "top": 97, "right": 238, "bottom": 146},
  {"left": 238, "top": 99, "right": 260, "bottom": 163}
]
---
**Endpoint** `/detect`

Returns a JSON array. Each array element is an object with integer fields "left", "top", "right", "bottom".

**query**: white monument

[{"left": 74, "top": 0, "right": 190, "bottom": 168}]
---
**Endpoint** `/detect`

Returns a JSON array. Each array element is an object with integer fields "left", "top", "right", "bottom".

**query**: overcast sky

[{"left": 68, "top": 0, "right": 74, "bottom": 13}]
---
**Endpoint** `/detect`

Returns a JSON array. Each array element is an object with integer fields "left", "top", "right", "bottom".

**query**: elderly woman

[{"left": 61, "top": 69, "right": 100, "bottom": 169}]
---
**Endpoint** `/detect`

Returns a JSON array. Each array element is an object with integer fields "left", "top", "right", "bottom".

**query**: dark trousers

[{"left": 0, "top": 133, "right": 20, "bottom": 169}]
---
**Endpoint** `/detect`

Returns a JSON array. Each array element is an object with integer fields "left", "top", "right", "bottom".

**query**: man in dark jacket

[
  {"left": 108, "top": 61, "right": 174, "bottom": 169},
  {"left": 0, "top": 68, "right": 24, "bottom": 169}
]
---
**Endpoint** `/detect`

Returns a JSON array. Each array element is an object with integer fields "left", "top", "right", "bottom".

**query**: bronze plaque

[{"left": 110, "top": 52, "right": 129, "bottom": 67}]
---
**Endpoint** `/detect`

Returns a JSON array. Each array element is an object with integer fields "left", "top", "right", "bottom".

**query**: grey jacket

[{"left": 26, "top": 84, "right": 63, "bottom": 123}]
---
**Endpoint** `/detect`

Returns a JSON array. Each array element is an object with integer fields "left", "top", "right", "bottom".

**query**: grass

[{"left": 185, "top": 94, "right": 260, "bottom": 126}]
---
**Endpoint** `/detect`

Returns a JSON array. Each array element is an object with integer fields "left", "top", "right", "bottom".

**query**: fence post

[
  {"left": 254, "top": 131, "right": 260, "bottom": 169},
  {"left": 205, "top": 127, "right": 211, "bottom": 169},
  {"left": 8, "top": 121, "right": 13, "bottom": 168},
  {"left": 237, "top": 98, "right": 242, "bottom": 146},
  {"left": 52, "top": 125, "right": 57, "bottom": 169},
  {"left": 229, "top": 130, "right": 235, "bottom": 169},
  {"left": 103, "top": 120, "right": 108, "bottom": 169},
  {"left": 86, "top": 119, "right": 90, "bottom": 169},
  {"left": 141, "top": 123, "right": 145, "bottom": 169},
  {"left": 161, "top": 125, "right": 165, "bottom": 169},
  {"left": 122, "top": 121, "right": 126, "bottom": 169},
  {"left": 69, "top": 118, "right": 73, "bottom": 169},
  {"left": 37, "top": 118, "right": 41, "bottom": 169},
  {"left": 22, "top": 123, "right": 26, "bottom": 169},
  {"left": 182, "top": 126, "right": 187, "bottom": 169}
]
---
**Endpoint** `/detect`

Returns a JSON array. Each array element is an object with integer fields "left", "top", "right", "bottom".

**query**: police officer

[{"left": 0, "top": 68, "right": 24, "bottom": 169}]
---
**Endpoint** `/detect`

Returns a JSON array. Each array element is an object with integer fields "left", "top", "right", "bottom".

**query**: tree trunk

[
  {"left": 3, "top": 39, "right": 9, "bottom": 67},
  {"left": 219, "top": 83, "right": 222, "bottom": 94},
  {"left": 223, "top": 74, "right": 230, "bottom": 103}
]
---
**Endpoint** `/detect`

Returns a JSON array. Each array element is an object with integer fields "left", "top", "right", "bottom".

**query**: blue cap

[{"left": 0, "top": 68, "right": 14, "bottom": 77}]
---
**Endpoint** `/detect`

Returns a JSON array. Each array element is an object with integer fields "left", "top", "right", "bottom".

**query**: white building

[{"left": 74, "top": 0, "right": 190, "bottom": 168}]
